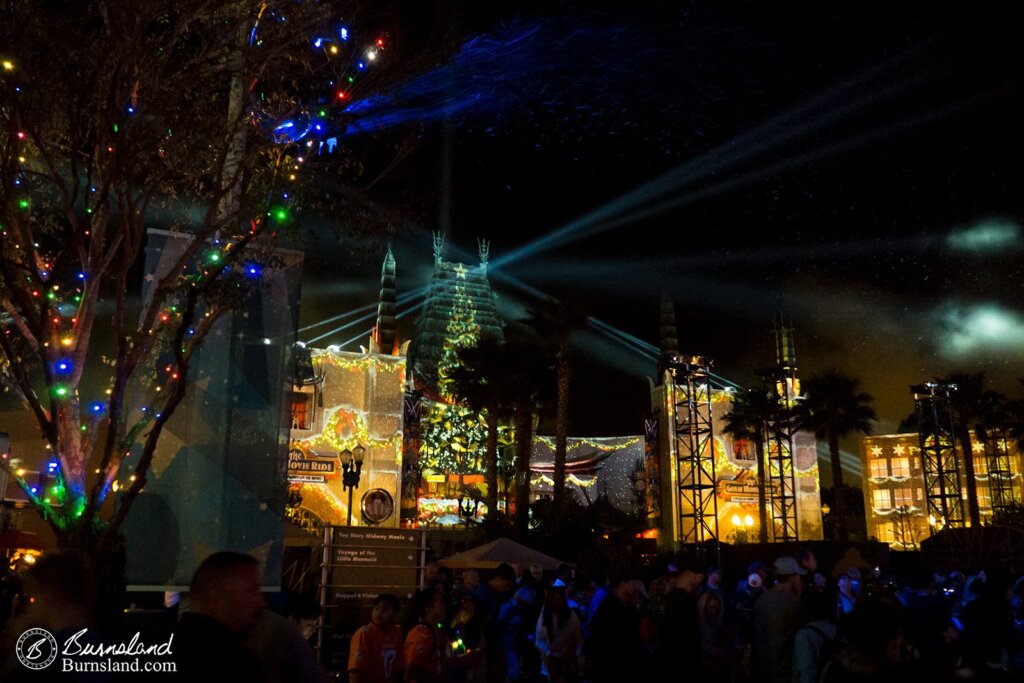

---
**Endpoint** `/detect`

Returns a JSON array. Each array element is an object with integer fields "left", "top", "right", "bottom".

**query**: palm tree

[
  {"left": 723, "top": 388, "right": 782, "bottom": 543},
  {"left": 451, "top": 334, "right": 511, "bottom": 521},
  {"left": 503, "top": 335, "right": 552, "bottom": 540},
  {"left": 938, "top": 372, "right": 986, "bottom": 527},
  {"left": 793, "top": 371, "right": 876, "bottom": 544},
  {"left": 527, "top": 298, "right": 588, "bottom": 507}
]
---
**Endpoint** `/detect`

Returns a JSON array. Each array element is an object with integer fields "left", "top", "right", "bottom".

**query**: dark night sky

[{"left": 297, "top": 1, "right": 1024, "bottom": 443}]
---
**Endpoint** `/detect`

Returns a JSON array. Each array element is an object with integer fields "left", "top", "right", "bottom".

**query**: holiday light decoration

[
  {"left": 288, "top": 347, "right": 406, "bottom": 526},
  {"left": 0, "top": 2, "right": 385, "bottom": 541}
]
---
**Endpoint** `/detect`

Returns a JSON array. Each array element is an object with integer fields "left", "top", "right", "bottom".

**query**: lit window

[
  {"left": 872, "top": 489, "right": 892, "bottom": 510},
  {"left": 893, "top": 488, "right": 913, "bottom": 507},
  {"left": 291, "top": 392, "right": 313, "bottom": 430},
  {"left": 973, "top": 457, "right": 988, "bottom": 476},
  {"left": 890, "top": 458, "right": 910, "bottom": 478},
  {"left": 977, "top": 485, "right": 992, "bottom": 510},
  {"left": 869, "top": 459, "right": 889, "bottom": 479},
  {"left": 733, "top": 439, "right": 755, "bottom": 463},
  {"left": 875, "top": 522, "right": 895, "bottom": 543}
]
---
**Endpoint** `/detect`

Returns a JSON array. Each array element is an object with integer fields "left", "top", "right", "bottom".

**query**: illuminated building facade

[
  {"left": 405, "top": 235, "right": 508, "bottom": 526},
  {"left": 530, "top": 435, "right": 644, "bottom": 510},
  {"left": 650, "top": 383, "right": 823, "bottom": 546},
  {"left": 288, "top": 347, "right": 406, "bottom": 528},
  {"left": 649, "top": 303, "right": 823, "bottom": 547},
  {"left": 860, "top": 433, "right": 1024, "bottom": 549},
  {"left": 287, "top": 248, "right": 407, "bottom": 529}
]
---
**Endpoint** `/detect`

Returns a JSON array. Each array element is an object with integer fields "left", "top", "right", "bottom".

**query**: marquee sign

[{"left": 287, "top": 448, "right": 337, "bottom": 480}]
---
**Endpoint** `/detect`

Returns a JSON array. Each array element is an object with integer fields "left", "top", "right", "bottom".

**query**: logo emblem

[{"left": 16, "top": 628, "right": 58, "bottom": 670}]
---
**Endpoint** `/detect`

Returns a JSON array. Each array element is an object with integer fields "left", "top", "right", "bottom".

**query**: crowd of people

[
  {"left": 3, "top": 548, "right": 1024, "bottom": 682},
  {"left": 353, "top": 551, "right": 1024, "bottom": 683}
]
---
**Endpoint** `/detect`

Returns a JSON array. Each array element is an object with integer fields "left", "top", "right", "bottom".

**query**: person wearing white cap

[{"left": 753, "top": 557, "right": 808, "bottom": 683}]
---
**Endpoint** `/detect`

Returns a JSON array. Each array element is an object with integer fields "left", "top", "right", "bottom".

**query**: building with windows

[
  {"left": 860, "top": 433, "right": 1024, "bottom": 550},
  {"left": 287, "top": 345, "right": 406, "bottom": 529}
]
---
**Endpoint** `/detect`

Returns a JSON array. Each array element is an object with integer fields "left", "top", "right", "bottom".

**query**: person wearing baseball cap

[{"left": 753, "top": 557, "right": 808, "bottom": 683}]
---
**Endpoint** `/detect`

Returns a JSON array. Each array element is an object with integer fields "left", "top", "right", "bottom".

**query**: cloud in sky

[
  {"left": 936, "top": 302, "right": 1024, "bottom": 359},
  {"left": 946, "top": 219, "right": 1022, "bottom": 254}
]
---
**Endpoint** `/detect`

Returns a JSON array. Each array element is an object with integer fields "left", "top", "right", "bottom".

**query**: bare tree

[{"left": 0, "top": 1, "right": 450, "bottom": 572}]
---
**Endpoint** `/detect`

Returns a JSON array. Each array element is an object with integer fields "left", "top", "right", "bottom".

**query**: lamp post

[
  {"left": 732, "top": 514, "right": 756, "bottom": 544},
  {"left": 341, "top": 444, "right": 366, "bottom": 526}
]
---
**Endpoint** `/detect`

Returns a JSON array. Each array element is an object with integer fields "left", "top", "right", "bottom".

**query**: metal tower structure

[
  {"left": 984, "top": 429, "right": 1016, "bottom": 512},
  {"left": 666, "top": 354, "right": 718, "bottom": 545},
  {"left": 761, "top": 368, "right": 798, "bottom": 542},
  {"left": 758, "top": 314, "right": 800, "bottom": 542},
  {"left": 912, "top": 382, "right": 965, "bottom": 529}
]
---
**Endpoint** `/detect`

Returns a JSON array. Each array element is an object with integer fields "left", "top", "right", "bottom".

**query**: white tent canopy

[{"left": 438, "top": 537, "right": 564, "bottom": 571}]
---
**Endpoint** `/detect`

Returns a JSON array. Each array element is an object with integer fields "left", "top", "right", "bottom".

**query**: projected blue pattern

[{"left": 266, "top": 14, "right": 762, "bottom": 148}]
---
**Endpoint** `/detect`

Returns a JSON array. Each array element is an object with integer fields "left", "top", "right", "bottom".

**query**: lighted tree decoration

[{"left": 0, "top": 1, "right": 448, "bottom": 570}]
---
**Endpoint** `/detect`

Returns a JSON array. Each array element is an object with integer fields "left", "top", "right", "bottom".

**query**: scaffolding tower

[
  {"left": 984, "top": 429, "right": 1016, "bottom": 512},
  {"left": 762, "top": 368, "right": 798, "bottom": 542},
  {"left": 666, "top": 354, "right": 718, "bottom": 545},
  {"left": 912, "top": 383, "right": 965, "bottom": 529}
]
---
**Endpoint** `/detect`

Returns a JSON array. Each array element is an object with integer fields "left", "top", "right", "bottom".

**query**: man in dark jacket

[
  {"left": 583, "top": 575, "right": 642, "bottom": 683},
  {"left": 174, "top": 551, "right": 266, "bottom": 680},
  {"left": 659, "top": 556, "right": 706, "bottom": 677}
]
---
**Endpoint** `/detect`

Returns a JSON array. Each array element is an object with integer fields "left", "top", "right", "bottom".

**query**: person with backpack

[
  {"left": 793, "top": 588, "right": 838, "bottom": 683},
  {"left": 405, "top": 590, "right": 449, "bottom": 683}
]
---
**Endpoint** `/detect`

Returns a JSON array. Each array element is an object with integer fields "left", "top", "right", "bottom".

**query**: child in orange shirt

[
  {"left": 404, "top": 589, "right": 449, "bottom": 683},
  {"left": 349, "top": 594, "right": 404, "bottom": 683}
]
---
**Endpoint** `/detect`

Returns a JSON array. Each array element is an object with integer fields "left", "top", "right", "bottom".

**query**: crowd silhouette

[{"left": 2, "top": 549, "right": 1024, "bottom": 682}]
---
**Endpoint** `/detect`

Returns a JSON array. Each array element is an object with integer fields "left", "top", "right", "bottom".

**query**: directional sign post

[{"left": 316, "top": 526, "right": 426, "bottom": 671}]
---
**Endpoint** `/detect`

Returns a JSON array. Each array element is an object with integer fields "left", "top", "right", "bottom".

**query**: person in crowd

[
  {"left": 797, "top": 550, "right": 818, "bottom": 576},
  {"left": 499, "top": 586, "right": 537, "bottom": 682},
  {"left": 0, "top": 553, "right": 102, "bottom": 682},
  {"left": 175, "top": 551, "right": 266, "bottom": 680},
  {"left": 585, "top": 570, "right": 608, "bottom": 632},
  {"left": 956, "top": 572, "right": 1015, "bottom": 678},
  {"left": 455, "top": 570, "right": 480, "bottom": 599},
  {"left": 753, "top": 556, "right": 807, "bottom": 683},
  {"left": 793, "top": 587, "right": 838, "bottom": 683},
  {"left": 821, "top": 597, "right": 917, "bottom": 682},
  {"left": 450, "top": 594, "right": 487, "bottom": 683},
  {"left": 552, "top": 564, "right": 574, "bottom": 589},
  {"left": 729, "top": 568, "right": 765, "bottom": 681},
  {"left": 529, "top": 564, "right": 545, "bottom": 585},
  {"left": 349, "top": 594, "right": 404, "bottom": 683},
  {"left": 535, "top": 586, "right": 583, "bottom": 683},
  {"left": 699, "top": 565, "right": 723, "bottom": 598},
  {"left": 583, "top": 574, "right": 642, "bottom": 683},
  {"left": 837, "top": 574, "right": 856, "bottom": 616},
  {"left": 797, "top": 550, "right": 819, "bottom": 596},
  {"left": 552, "top": 564, "right": 583, "bottom": 615},
  {"left": 247, "top": 593, "right": 327, "bottom": 683},
  {"left": 472, "top": 563, "right": 515, "bottom": 683},
  {"left": 660, "top": 556, "right": 706, "bottom": 677},
  {"left": 697, "top": 590, "right": 734, "bottom": 682},
  {"left": 951, "top": 573, "right": 983, "bottom": 631},
  {"left": 285, "top": 592, "right": 322, "bottom": 641},
  {"left": 847, "top": 567, "right": 863, "bottom": 596},
  {"left": 405, "top": 589, "right": 448, "bottom": 683}
]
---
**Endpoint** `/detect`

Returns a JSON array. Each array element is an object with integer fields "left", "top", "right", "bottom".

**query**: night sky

[{"left": 297, "top": 2, "right": 1024, "bottom": 447}]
